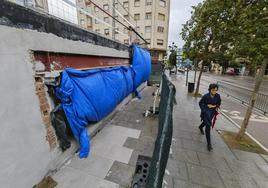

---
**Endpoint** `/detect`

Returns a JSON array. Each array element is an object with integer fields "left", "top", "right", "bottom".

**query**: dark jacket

[{"left": 199, "top": 93, "right": 221, "bottom": 125}]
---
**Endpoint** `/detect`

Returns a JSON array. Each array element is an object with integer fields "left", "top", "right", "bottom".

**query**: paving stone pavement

[
  {"left": 52, "top": 74, "right": 268, "bottom": 188},
  {"left": 52, "top": 86, "right": 158, "bottom": 188},
  {"left": 163, "top": 74, "right": 268, "bottom": 188}
]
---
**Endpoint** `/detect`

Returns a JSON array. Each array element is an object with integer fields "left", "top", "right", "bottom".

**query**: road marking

[
  {"left": 219, "top": 109, "right": 268, "bottom": 153},
  {"left": 229, "top": 110, "right": 241, "bottom": 115},
  {"left": 230, "top": 116, "right": 268, "bottom": 123},
  {"left": 222, "top": 109, "right": 268, "bottom": 123}
]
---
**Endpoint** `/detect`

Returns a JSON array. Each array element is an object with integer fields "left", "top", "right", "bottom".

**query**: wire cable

[
  {"left": 89, "top": 0, "right": 148, "bottom": 44},
  {"left": 62, "top": 0, "right": 129, "bottom": 37}
]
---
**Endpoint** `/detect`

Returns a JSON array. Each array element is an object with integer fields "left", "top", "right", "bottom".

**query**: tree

[
  {"left": 167, "top": 42, "right": 178, "bottom": 74},
  {"left": 181, "top": 3, "right": 208, "bottom": 96},
  {"left": 181, "top": 0, "right": 268, "bottom": 139},
  {"left": 181, "top": 1, "right": 231, "bottom": 96},
  {"left": 231, "top": 1, "right": 268, "bottom": 140},
  {"left": 168, "top": 42, "right": 178, "bottom": 67}
]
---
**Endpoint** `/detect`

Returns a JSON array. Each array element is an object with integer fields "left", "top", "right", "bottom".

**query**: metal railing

[{"left": 217, "top": 81, "right": 268, "bottom": 115}]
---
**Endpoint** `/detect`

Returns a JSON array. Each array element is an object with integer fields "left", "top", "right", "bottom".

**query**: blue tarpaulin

[
  {"left": 132, "top": 45, "right": 151, "bottom": 89},
  {"left": 56, "top": 45, "right": 151, "bottom": 158}
]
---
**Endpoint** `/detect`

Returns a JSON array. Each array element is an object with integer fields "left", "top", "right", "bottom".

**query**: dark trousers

[{"left": 199, "top": 121, "right": 211, "bottom": 146}]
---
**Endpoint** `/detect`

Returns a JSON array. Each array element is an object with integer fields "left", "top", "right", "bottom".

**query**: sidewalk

[
  {"left": 185, "top": 71, "right": 268, "bottom": 150},
  {"left": 51, "top": 86, "right": 158, "bottom": 188},
  {"left": 51, "top": 74, "right": 268, "bottom": 188},
  {"left": 199, "top": 74, "right": 268, "bottom": 150},
  {"left": 164, "top": 74, "right": 268, "bottom": 188}
]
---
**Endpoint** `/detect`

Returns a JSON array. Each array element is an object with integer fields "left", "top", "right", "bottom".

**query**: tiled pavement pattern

[
  {"left": 53, "top": 74, "right": 268, "bottom": 188},
  {"left": 53, "top": 86, "right": 158, "bottom": 188},
  {"left": 163, "top": 75, "right": 268, "bottom": 188}
]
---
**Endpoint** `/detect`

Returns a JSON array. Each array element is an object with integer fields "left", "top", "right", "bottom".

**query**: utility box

[{"left": 148, "top": 61, "right": 163, "bottom": 86}]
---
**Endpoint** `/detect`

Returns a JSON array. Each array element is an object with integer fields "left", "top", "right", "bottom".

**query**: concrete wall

[{"left": 0, "top": 25, "right": 129, "bottom": 188}]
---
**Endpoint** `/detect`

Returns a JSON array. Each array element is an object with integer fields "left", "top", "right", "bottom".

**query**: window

[
  {"left": 158, "top": 13, "right": 165, "bottom": 21},
  {"left": 114, "top": 2, "right": 118, "bottom": 9},
  {"left": 123, "top": 15, "right": 129, "bottom": 21},
  {"left": 86, "top": 17, "right": 92, "bottom": 26},
  {"left": 134, "top": 14, "right": 140, "bottom": 21},
  {"left": 145, "top": 26, "right": 151, "bottom": 33},
  {"left": 124, "top": 27, "right": 128, "bottom": 34},
  {"left": 157, "top": 26, "right": 164, "bottom": 33},
  {"left": 80, "top": 19, "right": 85, "bottom": 25},
  {"left": 157, "top": 39, "right": 164, "bottom": 45},
  {"left": 134, "top": 38, "right": 140, "bottom": 44},
  {"left": 104, "top": 28, "right": 110, "bottom": 35},
  {"left": 103, "top": 4, "right": 109, "bottom": 10},
  {"left": 146, "top": 39, "right": 151, "bottom": 44},
  {"left": 94, "top": 6, "right": 99, "bottom": 12},
  {"left": 134, "top": 0, "right": 140, "bottom": 7},
  {"left": 146, "top": 0, "right": 152, "bottom": 5},
  {"left": 104, "top": 17, "right": 109, "bottom": 23},
  {"left": 95, "top": 29, "right": 100, "bottom": 33},
  {"left": 145, "top": 12, "right": 152, "bottom": 20},
  {"left": 115, "top": 28, "right": 119, "bottom": 34},
  {"left": 159, "top": 0, "right": 166, "bottom": 7},
  {"left": 123, "top": 2, "right": 129, "bottom": 8},
  {"left": 124, "top": 39, "right": 129, "bottom": 44},
  {"left": 95, "top": 19, "right": 99, "bottom": 24},
  {"left": 159, "top": 53, "right": 163, "bottom": 60},
  {"left": 136, "top": 26, "right": 140, "bottom": 32}
]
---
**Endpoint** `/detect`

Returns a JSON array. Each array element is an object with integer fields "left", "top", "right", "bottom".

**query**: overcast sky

[{"left": 168, "top": 0, "right": 202, "bottom": 48}]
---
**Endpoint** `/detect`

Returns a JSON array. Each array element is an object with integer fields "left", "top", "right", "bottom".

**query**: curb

[{"left": 219, "top": 109, "right": 268, "bottom": 153}]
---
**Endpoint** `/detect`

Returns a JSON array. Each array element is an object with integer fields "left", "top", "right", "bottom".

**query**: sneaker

[
  {"left": 207, "top": 145, "right": 213, "bottom": 151},
  {"left": 199, "top": 127, "right": 204, "bottom": 135}
]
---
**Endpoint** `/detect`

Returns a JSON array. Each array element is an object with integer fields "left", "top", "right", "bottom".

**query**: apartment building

[
  {"left": 8, "top": 0, "right": 49, "bottom": 11},
  {"left": 76, "top": 0, "right": 170, "bottom": 61},
  {"left": 9, "top": 0, "right": 170, "bottom": 61}
]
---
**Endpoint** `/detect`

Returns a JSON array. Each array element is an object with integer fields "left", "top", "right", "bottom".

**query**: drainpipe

[{"left": 112, "top": 0, "right": 115, "bottom": 40}]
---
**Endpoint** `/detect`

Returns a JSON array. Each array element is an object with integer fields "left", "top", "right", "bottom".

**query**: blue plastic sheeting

[
  {"left": 56, "top": 45, "right": 151, "bottom": 158},
  {"left": 132, "top": 45, "right": 151, "bottom": 90}
]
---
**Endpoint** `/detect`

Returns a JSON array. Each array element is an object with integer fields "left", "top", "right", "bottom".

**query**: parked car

[{"left": 226, "top": 68, "right": 240, "bottom": 75}]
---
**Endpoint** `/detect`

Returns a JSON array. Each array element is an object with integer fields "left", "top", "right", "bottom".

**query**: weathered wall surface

[{"left": 0, "top": 22, "right": 129, "bottom": 188}]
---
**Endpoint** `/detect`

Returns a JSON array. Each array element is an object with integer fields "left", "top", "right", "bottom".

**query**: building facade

[
  {"left": 9, "top": 0, "right": 170, "bottom": 61},
  {"left": 76, "top": 0, "right": 170, "bottom": 61},
  {"left": 9, "top": 0, "right": 49, "bottom": 12}
]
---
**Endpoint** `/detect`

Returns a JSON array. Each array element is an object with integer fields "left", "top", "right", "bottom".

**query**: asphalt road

[{"left": 202, "top": 72, "right": 268, "bottom": 93}]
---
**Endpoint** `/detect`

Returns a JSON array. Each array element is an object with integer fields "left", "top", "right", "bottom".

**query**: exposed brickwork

[{"left": 35, "top": 76, "right": 57, "bottom": 149}]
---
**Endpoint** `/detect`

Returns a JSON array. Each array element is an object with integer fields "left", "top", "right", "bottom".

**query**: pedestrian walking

[{"left": 199, "top": 84, "right": 221, "bottom": 151}]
